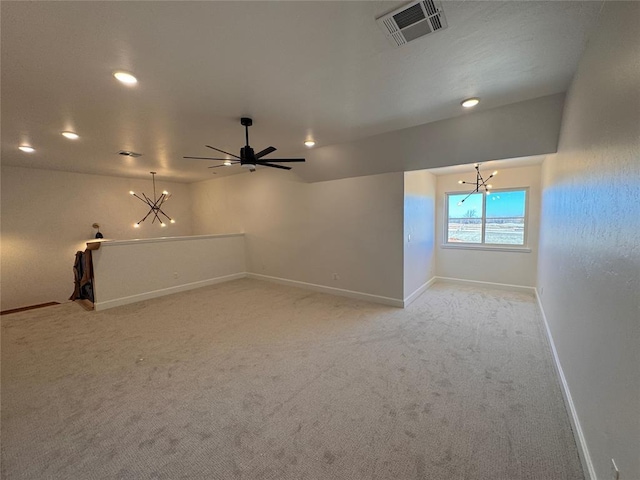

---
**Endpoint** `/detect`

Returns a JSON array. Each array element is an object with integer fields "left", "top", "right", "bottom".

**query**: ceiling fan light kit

[{"left": 184, "top": 117, "right": 306, "bottom": 173}]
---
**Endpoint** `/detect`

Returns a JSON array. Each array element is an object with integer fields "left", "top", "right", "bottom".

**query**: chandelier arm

[
  {"left": 157, "top": 208, "right": 173, "bottom": 221},
  {"left": 141, "top": 192, "right": 154, "bottom": 206},
  {"left": 146, "top": 195, "right": 165, "bottom": 211},
  {"left": 138, "top": 209, "right": 154, "bottom": 224},
  {"left": 152, "top": 194, "right": 168, "bottom": 208},
  {"left": 480, "top": 175, "right": 494, "bottom": 189},
  {"left": 132, "top": 193, "right": 148, "bottom": 203},
  {"left": 458, "top": 189, "right": 478, "bottom": 205}
]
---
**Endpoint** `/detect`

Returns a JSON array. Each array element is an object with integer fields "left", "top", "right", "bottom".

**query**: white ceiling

[
  {"left": 427, "top": 155, "right": 546, "bottom": 176},
  {"left": 1, "top": 1, "right": 601, "bottom": 183}
]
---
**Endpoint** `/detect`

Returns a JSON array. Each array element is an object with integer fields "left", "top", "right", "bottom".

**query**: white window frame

[{"left": 443, "top": 187, "right": 531, "bottom": 252}]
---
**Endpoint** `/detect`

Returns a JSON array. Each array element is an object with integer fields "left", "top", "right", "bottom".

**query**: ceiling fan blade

[
  {"left": 184, "top": 156, "right": 230, "bottom": 160},
  {"left": 205, "top": 145, "right": 241, "bottom": 159},
  {"left": 255, "top": 146, "right": 276, "bottom": 159},
  {"left": 255, "top": 161, "right": 292, "bottom": 170},
  {"left": 208, "top": 162, "right": 240, "bottom": 169},
  {"left": 257, "top": 158, "right": 305, "bottom": 163}
]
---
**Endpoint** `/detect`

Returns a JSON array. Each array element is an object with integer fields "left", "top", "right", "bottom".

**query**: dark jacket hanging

[{"left": 70, "top": 249, "right": 94, "bottom": 303}]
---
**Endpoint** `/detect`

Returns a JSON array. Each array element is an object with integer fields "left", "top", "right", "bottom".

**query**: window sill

[{"left": 441, "top": 244, "right": 531, "bottom": 253}]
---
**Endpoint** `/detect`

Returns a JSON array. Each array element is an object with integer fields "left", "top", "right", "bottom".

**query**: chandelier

[
  {"left": 129, "top": 172, "right": 175, "bottom": 228},
  {"left": 456, "top": 163, "right": 498, "bottom": 205}
]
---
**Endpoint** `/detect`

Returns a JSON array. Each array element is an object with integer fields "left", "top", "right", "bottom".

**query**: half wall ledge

[{"left": 90, "top": 234, "right": 246, "bottom": 310}]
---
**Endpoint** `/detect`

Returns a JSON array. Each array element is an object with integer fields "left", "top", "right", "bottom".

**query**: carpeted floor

[{"left": 1, "top": 279, "right": 583, "bottom": 480}]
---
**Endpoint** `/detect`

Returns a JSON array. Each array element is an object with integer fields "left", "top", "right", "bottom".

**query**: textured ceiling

[{"left": 1, "top": 1, "right": 601, "bottom": 183}]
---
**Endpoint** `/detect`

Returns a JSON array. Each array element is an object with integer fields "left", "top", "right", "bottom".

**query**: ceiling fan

[{"left": 184, "top": 117, "right": 305, "bottom": 172}]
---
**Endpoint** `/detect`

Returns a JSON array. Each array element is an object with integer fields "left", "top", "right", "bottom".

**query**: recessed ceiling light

[
  {"left": 304, "top": 140, "right": 316, "bottom": 147},
  {"left": 19, "top": 146, "right": 35, "bottom": 153},
  {"left": 113, "top": 71, "right": 137, "bottom": 85},
  {"left": 61, "top": 131, "right": 79, "bottom": 140},
  {"left": 461, "top": 97, "right": 480, "bottom": 108}
]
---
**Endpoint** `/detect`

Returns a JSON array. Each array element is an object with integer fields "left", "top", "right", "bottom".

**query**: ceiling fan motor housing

[
  {"left": 241, "top": 146, "right": 256, "bottom": 163},
  {"left": 240, "top": 145, "right": 256, "bottom": 171}
]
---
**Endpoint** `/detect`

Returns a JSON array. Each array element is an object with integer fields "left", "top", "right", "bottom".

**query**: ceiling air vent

[{"left": 376, "top": 0, "right": 448, "bottom": 48}]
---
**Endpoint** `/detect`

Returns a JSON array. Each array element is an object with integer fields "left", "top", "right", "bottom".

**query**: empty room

[{"left": 1, "top": 1, "right": 638, "bottom": 479}]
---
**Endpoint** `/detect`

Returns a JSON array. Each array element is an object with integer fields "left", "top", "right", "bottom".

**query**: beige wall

[
  {"left": 191, "top": 169, "right": 405, "bottom": 300},
  {"left": 300, "top": 93, "right": 564, "bottom": 183},
  {"left": 537, "top": 2, "right": 640, "bottom": 478},
  {"left": 435, "top": 164, "right": 541, "bottom": 287},
  {"left": 1, "top": 166, "right": 193, "bottom": 310},
  {"left": 403, "top": 170, "right": 436, "bottom": 299}
]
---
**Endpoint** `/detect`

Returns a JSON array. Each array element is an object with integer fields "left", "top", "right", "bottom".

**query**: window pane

[
  {"left": 485, "top": 191, "right": 526, "bottom": 245},
  {"left": 447, "top": 193, "right": 483, "bottom": 243}
]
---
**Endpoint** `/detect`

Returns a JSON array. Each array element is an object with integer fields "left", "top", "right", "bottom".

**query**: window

[{"left": 445, "top": 188, "right": 528, "bottom": 247}]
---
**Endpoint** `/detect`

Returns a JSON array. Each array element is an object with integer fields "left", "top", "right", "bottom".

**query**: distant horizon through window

[{"left": 446, "top": 188, "right": 527, "bottom": 246}]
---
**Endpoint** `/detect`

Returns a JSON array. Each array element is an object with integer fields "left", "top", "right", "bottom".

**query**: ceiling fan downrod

[{"left": 241, "top": 117, "right": 252, "bottom": 147}]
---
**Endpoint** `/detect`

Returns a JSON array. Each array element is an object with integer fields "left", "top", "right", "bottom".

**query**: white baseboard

[
  {"left": 434, "top": 276, "right": 536, "bottom": 295},
  {"left": 246, "top": 273, "right": 404, "bottom": 308},
  {"left": 535, "top": 289, "right": 596, "bottom": 480},
  {"left": 94, "top": 272, "right": 247, "bottom": 311},
  {"left": 403, "top": 277, "right": 437, "bottom": 307}
]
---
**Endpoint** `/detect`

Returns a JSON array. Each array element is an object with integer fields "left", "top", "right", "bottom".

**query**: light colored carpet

[{"left": 1, "top": 279, "right": 583, "bottom": 480}]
